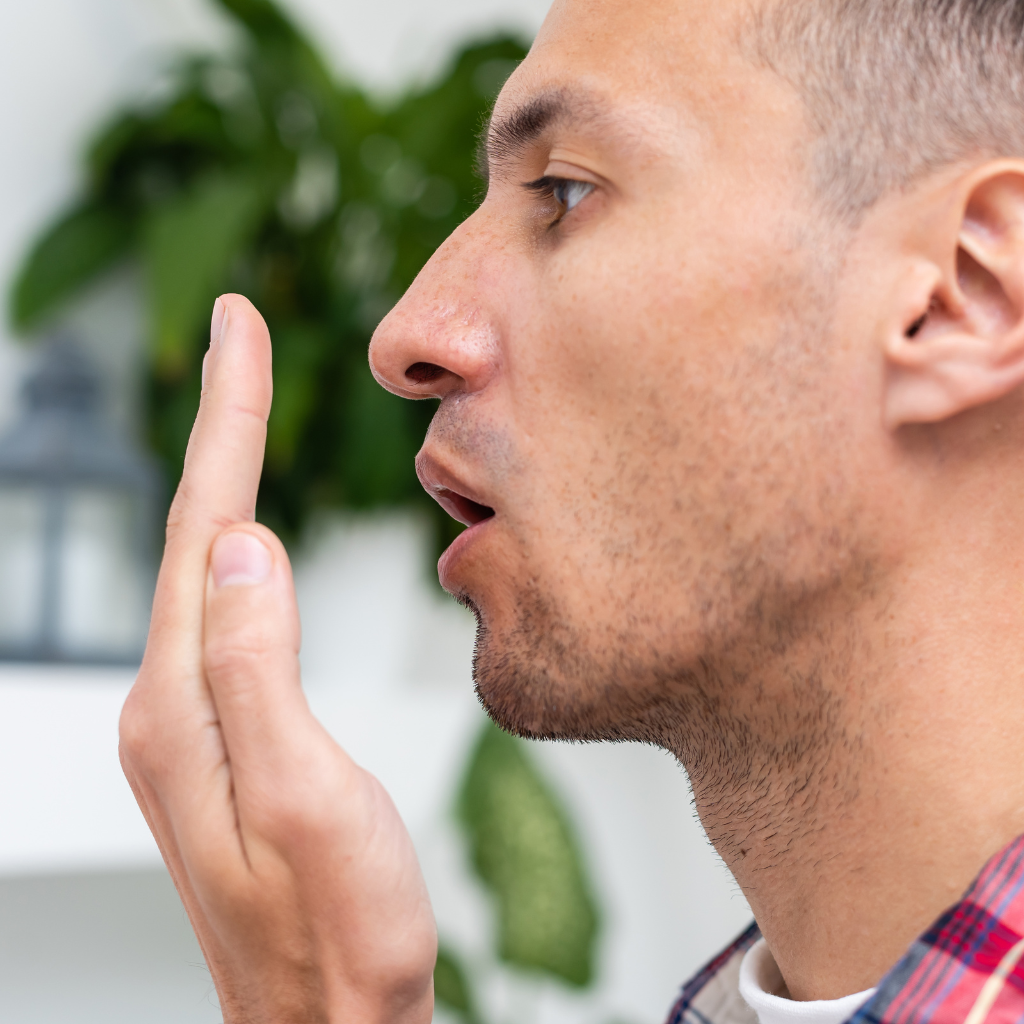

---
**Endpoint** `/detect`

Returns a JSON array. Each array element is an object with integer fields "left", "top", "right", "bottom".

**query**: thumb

[{"left": 203, "top": 525, "right": 310, "bottom": 785}]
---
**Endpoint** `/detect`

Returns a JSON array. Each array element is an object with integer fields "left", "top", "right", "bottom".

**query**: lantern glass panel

[
  {"left": 0, "top": 487, "right": 46, "bottom": 645},
  {"left": 60, "top": 487, "right": 150, "bottom": 658},
  {"left": 0, "top": 337, "right": 161, "bottom": 664}
]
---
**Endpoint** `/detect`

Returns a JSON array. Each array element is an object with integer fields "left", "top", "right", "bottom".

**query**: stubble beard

[{"left": 464, "top": 544, "right": 869, "bottom": 873}]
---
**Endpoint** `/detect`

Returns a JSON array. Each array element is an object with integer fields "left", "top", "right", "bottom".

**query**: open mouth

[
  {"left": 415, "top": 452, "right": 497, "bottom": 532},
  {"left": 433, "top": 487, "right": 496, "bottom": 528}
]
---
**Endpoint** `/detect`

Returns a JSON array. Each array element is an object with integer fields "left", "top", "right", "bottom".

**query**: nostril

[{"left": 405, "top": 362, "right": 446, "bottom": 385}]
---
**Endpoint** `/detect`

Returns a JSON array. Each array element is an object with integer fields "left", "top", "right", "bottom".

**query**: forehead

[
  {"left": 537, "top": 0, "right": 744, "bottom": 78},
  {"left": 490, "top": 0, "right": 801, "bottom": 170}
]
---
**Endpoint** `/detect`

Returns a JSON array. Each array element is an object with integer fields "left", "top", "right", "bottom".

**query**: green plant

[
  {"left": 10, "top": 0, "right": 527, "bottom": 549},
  {"left": 440, "top": 722, "right": 601, "bottom": 1023}
]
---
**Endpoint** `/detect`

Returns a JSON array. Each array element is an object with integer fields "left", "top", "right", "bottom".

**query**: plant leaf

[
  {"left": 9, "top": 203, "right": 132, "bottom": 329},
  {"left": 434, "top": 946, "right": 480, "bottom": 1024},
  {"left": 341, "top": 365, "right": 422, "bottom": 506},
  {"left": 142, "top": 172, "right": 265, "bottom": 376},
  {"left": 457, "top": 721, "right": 600, "bottom": 987},
  {"left": 214, "top": 0, "right": 305, "bottom": 46},
  {"left": 214, "top": 0, "right": 339, "bottom": 105},
  {"left": 265, "top": 321, "right": 323, "bottom": 473}
]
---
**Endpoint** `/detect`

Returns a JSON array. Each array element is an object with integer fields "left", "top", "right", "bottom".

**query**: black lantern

[{"left": 0, "top": 336, "right": 161, "bottom": 664}]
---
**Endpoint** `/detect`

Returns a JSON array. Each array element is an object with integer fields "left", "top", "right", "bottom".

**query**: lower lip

[{"left": 437, "top": 516, "right": 494, "bottom": 590}]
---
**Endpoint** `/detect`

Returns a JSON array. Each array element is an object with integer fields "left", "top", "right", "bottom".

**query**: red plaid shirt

[{"left": 666, "top": 835, "right": 1024, "bottom": 1024}]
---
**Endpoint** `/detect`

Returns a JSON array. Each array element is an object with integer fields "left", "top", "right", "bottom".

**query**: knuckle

[
  {"left": 224, "top": 399, "right": 269, "bottom": 427},
  {"left": 165, "top": 486, "right": 236, "bottom": 544},
  {"left": 163, "top": 491, "right": 188, "bottom": 540},
  {"left": 118, "top": 688, "right": 156, "bottom": 765},
  {"left": 246, "top": 757, "right": 357, "bottom": 846},
  {"left": 257, "top": 800, "right": 336, "bottom": 856},
  {"left": 286, "top": 771, "right": 371, "bottom": 846},
  {"left": 253, "top": 798, "right": 319, "bottom": 844}
]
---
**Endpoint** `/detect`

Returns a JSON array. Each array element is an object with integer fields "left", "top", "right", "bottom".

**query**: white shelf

[
  {"left": 0, "top": 663, "right": 482, "bottom": 877},
  {"left": 0, "top": 667, "right": 148, "bottom": 874}
]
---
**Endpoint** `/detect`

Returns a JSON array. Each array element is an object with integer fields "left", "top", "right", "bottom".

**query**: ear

[{"left": 884, "top": 165, "right": 1024, "bottom": 430}]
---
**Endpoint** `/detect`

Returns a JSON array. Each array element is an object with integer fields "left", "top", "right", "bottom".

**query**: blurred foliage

[
  {"left": 458, "top": 722, "right": 600, "bottom": 987},
  {"left": 434, "top": 945, "right": 482, "bottom": 1024},
  {"left": 10, "top": 0, "right": 527, "bottom": 547},
  {"left": 435, "top": 723, "right": 601, "bottom": 1023}
]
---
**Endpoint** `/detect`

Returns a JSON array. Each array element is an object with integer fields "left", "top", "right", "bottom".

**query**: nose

[{"left": 368, "top": 214, "right": 501, "bottom": 401}]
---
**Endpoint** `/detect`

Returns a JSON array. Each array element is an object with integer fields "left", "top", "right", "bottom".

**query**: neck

[{"left": 674, "top": 553, "right": 1024, "bottom": 1002}]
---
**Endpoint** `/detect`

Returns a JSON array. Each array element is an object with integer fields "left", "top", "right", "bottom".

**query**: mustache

[{"left": 423, "top": 393, "right": 517, "bottom": 477}]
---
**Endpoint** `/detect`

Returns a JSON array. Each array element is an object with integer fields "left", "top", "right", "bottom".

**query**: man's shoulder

[{"left": 665, "top": 921, "right": 761, "bottom": 1024}]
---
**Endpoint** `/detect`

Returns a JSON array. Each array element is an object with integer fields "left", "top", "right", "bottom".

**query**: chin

[{"left": 467, "top": 589, "right": 702, "bottom": 748}]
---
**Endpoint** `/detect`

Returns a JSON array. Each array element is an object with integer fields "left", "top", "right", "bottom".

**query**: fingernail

[
  {"left": 212, "top": 532, "right": 272, "bottom": 587},
  {"left": 210, "top": 297, "right": 227, "bottom": 348},
  {"left": 202, "top": 299, "right": 228, "bottom": 391}
]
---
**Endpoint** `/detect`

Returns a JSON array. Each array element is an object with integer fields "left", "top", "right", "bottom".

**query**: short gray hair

[{"left": 750, "top": 0, "right": 1024, "bottom": 223}]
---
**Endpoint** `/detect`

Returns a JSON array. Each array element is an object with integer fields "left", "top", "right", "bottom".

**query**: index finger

[
  {"left": 120, "top": 294, "right": 274, "bottom": 886},
  {"left": 145, "top": 293, "right": 273, "bottom": 669}
]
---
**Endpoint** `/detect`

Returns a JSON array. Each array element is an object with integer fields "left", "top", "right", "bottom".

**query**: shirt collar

[{"left": 666, "top": 834, "right": 1024, "bottom": 1024}]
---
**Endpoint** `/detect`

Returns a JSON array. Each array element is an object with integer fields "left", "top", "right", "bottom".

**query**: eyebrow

[{"left": 476, "top": 90, "right": 593, "bottom": 183}]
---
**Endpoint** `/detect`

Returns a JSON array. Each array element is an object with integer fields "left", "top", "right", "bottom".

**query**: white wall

[{"left": 0, "top": 2, "right": 752, "bottom": 1022}]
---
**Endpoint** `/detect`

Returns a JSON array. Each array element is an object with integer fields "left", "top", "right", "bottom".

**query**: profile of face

[{"left": 367, "top": 0, "right": 967, "bottom": 749}]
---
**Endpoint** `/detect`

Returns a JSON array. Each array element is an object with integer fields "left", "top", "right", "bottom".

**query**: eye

[
  {"left": 523, "top": 175, "right": 596, "bottom": 224},
  {"left": 552, "top": 178, "right": 594, "bottom": 214}
]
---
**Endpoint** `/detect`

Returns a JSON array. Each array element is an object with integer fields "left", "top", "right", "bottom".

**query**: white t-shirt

[{"left": 738, "top": 939, "right": 876, "bottom": 1024}]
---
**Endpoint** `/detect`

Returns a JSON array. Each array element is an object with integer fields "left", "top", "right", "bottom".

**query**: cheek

[
  {"left": 507, "top": 208, "right": 758, "bottom": 487},
  {"left": 521, "top": 200, "right": 766, "bottom": 409},
  {"left": 494, "top": 237, "right": 740, "bottom": 598}
]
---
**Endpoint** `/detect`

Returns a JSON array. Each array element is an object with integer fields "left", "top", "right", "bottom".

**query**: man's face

[{"left": 370, "top": 0, "right": 886, "bottom": 743}]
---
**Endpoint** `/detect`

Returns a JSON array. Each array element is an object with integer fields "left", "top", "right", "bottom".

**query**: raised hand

[{"left": 119, "top": 295, "right": 436, "bottom": 1024}]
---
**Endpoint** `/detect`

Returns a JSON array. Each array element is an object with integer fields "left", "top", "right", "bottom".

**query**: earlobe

[{"left": 883, "top": 164, "right": 1024, "bottom": 431}]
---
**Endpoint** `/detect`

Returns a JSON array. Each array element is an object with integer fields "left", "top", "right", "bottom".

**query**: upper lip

[{"left": 416, "top": 451, "right": 496, "bottom": 528}]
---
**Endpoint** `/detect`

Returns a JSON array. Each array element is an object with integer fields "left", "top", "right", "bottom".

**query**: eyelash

[{"left": 523, "top": 175, "right": 596, "bottom": 225}]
